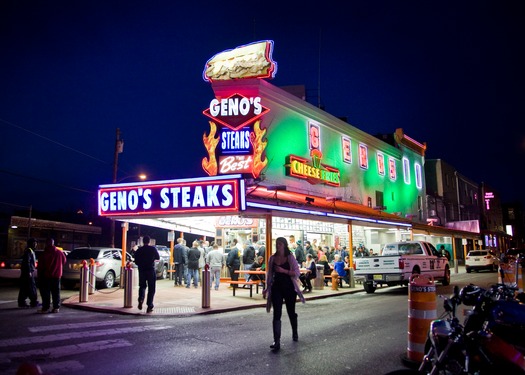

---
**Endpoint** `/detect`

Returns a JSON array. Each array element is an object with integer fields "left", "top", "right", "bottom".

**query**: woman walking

[{"left": 263, "top": 237, "right": 305, "bottom": 352}]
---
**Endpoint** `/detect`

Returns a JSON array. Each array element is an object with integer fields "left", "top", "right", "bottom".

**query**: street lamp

[{"left": 117, "top": 174, "right": 147, "bottom": 183}]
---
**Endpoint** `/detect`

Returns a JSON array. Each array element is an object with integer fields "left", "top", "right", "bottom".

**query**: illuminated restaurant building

[{"left": 98, "top": 41, "right": 482, "bottom": 265}]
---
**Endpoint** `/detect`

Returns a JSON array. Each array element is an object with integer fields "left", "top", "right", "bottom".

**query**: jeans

[
  {"left": 138, "top": 268, "right": 157, "bottom": 309},
  {"left": 39, "top": 277, "right": 61, "bottom": 310},
  {"left": 210, "top": 266, "right": 221, "bottom": 289},
  {"left": 243, "top": 264, "right": 252, "bottom": 281},
  {"left": 186, "top": 268, "right": 199, "bottom": 287},
  {"left": 174, "top": 263, "right": 184, "bottom": 285}
]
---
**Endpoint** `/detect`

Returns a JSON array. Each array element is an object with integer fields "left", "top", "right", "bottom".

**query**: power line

[{"left": 0, "top": 117, "right": 109, "bottom": 165}]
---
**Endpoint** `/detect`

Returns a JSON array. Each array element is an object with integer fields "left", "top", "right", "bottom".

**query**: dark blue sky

[{"left": 1, "top": 1, "right": 524, "bottom": 215}]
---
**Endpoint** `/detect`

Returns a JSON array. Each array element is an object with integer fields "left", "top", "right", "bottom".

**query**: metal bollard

[
  {"left": 79, "top": 260, "right": 89, "bottom": 302},
  {"left": 407, "top": 274, "right": 436, "bottom": 363},
  {"left": 202, "top": 264, "right": 210, "bottom": 308},
  {"left": 88, "top": 258, "right": 96, "bottom": 295},
  {"left": 123, "top": 262, "right": 133, "bottom": 308}
]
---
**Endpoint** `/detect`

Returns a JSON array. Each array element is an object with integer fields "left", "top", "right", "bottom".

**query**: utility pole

[{"left": 110, "top": 128, "right": 123, "bottom": 248}]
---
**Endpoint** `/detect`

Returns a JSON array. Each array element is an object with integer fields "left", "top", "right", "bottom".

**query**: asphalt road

[{"left": 0, "top": 270, "right": 497, "bottom": 375}]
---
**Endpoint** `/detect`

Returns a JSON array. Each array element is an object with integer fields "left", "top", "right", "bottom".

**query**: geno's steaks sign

[{"left": 98, "top": 175, "right": 245, "bottom": 216}]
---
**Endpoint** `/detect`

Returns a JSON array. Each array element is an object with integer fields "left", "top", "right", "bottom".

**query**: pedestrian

[
  {"left": 242, "top": 244, "right": 256, "bottom": 282},
  {"left": 206, "top": 242, "right": 224, "bottom": 290},
  {"left": 172, "top": 238, "right": 186, "bottom": 286},
  {"left": 299, "top": 253, "right": 317, "bottom": 293},
  {"left": 18, "top": 238, "right": 39, "bottom": 308},
  {"left": 37, "top": 238, "right": 66, "bottom": 313},
  {"left": 134, "top": 235, "right": 160, "bottom": 313},
  {"left": 226, "top": 245, "right": 241, "bottom": 287},
  {"left": 263, "top": 237, "right": 305, "bottom": 352},
  {"left": 294, "top": 239, "right": 306, "bottom": 267},
  {"left": 186, "top": 240, "right": 201, "bottom": 288}
]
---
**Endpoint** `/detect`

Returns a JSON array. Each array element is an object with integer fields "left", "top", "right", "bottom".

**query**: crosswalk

[{"left": 0, "top": 317, "right": 170, "bottom": 374}]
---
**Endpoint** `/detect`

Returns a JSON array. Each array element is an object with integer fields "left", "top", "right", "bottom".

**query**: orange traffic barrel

[
  {"left": 407, "top": 274, "right": 437, "bottom": 363},
  {"left": 499, "top": 263, "right": 516, "bottom": 287}
]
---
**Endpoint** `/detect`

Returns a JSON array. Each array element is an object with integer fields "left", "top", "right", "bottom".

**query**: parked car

[
  {"left": 0, "top": 249, "right": 68, "bottom": 279},
  {"left": 62, "top": 247, "right": 133, "bottom": 289},
  {"left": 154, "top": 245, "right": 171, "bottom": 279},
  {"left": 465, "top": 249, "right": 499, "bottom": 273}
]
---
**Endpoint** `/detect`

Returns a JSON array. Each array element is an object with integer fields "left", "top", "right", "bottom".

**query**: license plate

[{"left": 373, "top": 274, "right": 383, "bottom": 281}]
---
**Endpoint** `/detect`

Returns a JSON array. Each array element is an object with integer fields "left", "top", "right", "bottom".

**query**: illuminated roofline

[
  {"left": 99, "top": 174, "right": 243, "bottom": 189},
  {"left": 246, "top": 202, "right": 412, "bottom": 228}
]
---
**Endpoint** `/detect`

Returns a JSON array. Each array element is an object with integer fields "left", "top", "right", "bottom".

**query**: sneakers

[
  {"left": 137, "top": 300, "right": 143, "bottom": 310},
  {"left": 146, "top": 307, "right": 153, "bottom": 313},
  {"left": 51, "top": 308, "right": 59, "bottom": 313}
]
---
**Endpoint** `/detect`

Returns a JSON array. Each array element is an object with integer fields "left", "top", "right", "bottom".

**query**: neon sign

[
  {"left": 202, "top": 93, "right": 269, "bottom": 178},
  {"left": 286, "top": 152, "right": 340, "bottom": 187},
  {"left": 203, "top": 94, "right": 269, "bottom": 131},
  {"left": 98, "top": 176, "right": 245, "bottom": 216},
  {"left": 203, "top": 40, "right": 277, "bottom": 82}
]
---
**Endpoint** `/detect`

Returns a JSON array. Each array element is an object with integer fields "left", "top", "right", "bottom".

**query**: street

[{"left": 0, "top": 271, "right": 497, "bottom": 374}]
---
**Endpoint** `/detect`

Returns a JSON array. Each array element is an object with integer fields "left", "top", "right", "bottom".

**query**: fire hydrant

[{"left": 331, "top": 270, "right": 339, "bottom": 291}]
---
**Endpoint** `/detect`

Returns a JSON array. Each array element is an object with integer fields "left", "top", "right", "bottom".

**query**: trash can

[{"left": 314, "top": 264, "right": 324, "bottom": 290}]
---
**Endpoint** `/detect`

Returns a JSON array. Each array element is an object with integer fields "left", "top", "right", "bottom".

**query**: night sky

[{"left": 1, "top": 1, "right": 524, "bottom": 216}]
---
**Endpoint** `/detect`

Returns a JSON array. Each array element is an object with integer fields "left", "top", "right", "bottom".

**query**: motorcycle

[{"left": 386, "top": 281, "right": 525, "bottom": 375}]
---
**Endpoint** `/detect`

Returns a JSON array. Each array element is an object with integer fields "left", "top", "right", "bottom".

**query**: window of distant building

[
  {"left": 377, "top": 152, "right": 385, "bottom": 176},
  {"left": 415, "top": 163, "right": 422, "bottom": 189},
  {"left": 359, "top": 143, "right": 368, "bottom": 169},
  {"left": 342, "top": 136, "right": 352, "bottom": 164},
  {"left": 388, "top": 157, "right": 396, "bottom": 181},
  {"left": 403, "top": 157, "right": 410, "bottom": 184}
]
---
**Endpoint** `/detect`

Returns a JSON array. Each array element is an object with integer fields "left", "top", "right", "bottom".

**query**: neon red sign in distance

[{"left": 98, "top": 178, "right": 241, "bottom": 216}]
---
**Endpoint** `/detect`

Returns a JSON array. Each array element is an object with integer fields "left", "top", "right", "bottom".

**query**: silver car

[{"left": 62, "top": 247, "right": 133, "bottom": 289}]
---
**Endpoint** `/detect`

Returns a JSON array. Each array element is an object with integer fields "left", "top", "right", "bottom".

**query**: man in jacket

[
  {"left": 18, "top": 238, "right": 39, "bottom": 308},
  {"left": 134, "top": 235, "right": 160, "bottom": 313},
  {"left": 226, "top": 246, "right": 241, "bottom": 287},
  {"left": 294, "top": 240, "right": 306, "bottom": 267},
  {"left": 205, "top": 242, "right": 224, "bottom": 290},
  {"left": 37, "top": 238, "right": 66, "bottom": 313},
  {"left": 242, "top": 244, "right": 256, "bottom": 282},
  {"left": 172, "top": 238, "right": 186, "bottom": 287},
  {"left": 186, "top": 241, "right": 201, "bottom": 288}
]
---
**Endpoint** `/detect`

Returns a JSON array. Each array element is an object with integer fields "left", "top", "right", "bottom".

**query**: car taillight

[
  {"left": 399, "top": 259, "right": 405, "bottom": 269},
  {"left": 95, "top": 261, "right": 104, "bottom": 267},
  {"left": 0, "top": 261, "right": 5, "bottom": 268}
]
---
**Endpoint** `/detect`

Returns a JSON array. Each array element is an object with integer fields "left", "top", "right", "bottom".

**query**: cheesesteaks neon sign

[
  {"left": 98, "top": 176, "right": 245, "bottom": 216},
  {"left": 286, "top": 154, "right": 340, "bottom": 187}
]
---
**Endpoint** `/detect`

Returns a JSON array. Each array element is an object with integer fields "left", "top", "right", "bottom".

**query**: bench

[{"left": 228, "top": 280, "right": 261, "bottom": 297}]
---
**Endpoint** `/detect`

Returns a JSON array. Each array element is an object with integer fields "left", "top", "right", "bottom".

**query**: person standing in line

[
  {"left": 263, "top": 237, "right": 305, "bottom": 352},
  {"left": 242, "top": 244, "right": 256, "bottom": 282},
  {"left": 197, "top": 240, "right": 206, "bottom": 285},
  {"left": 18, "top": 238, "right": 39, "bottom": 308},
  {"left": 186, "top": 240, "right": 201, "bottom": 288},
  {"left": 134, "top": 235, "right": 160, "bottom": 313},
  {"left": 294, "top": 239, "right": 305, "bottom": 267},
  {"left": 37, "top": 238, "right": 66, "bottom": 313},
  {"left": 172, "top": 237, "right": 186, "bottom": 287},
  {"left": 226, "top": 244, "right": 241, "bottom": 288},
  {"left": 206, "top": 242, "right": 224, "bottom": 290}
]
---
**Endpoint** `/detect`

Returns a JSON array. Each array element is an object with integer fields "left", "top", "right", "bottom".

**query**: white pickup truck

[{"left": 354, "top": 241, "right": 450, "bottom": 293}]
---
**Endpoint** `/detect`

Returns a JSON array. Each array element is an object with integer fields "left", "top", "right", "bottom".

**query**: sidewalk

[
  {"left": 62, "top": 278, "right": 363, "bottom": 316},
  {"left": 63, "top": 267, "right": 465, "bottom": 316}
]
